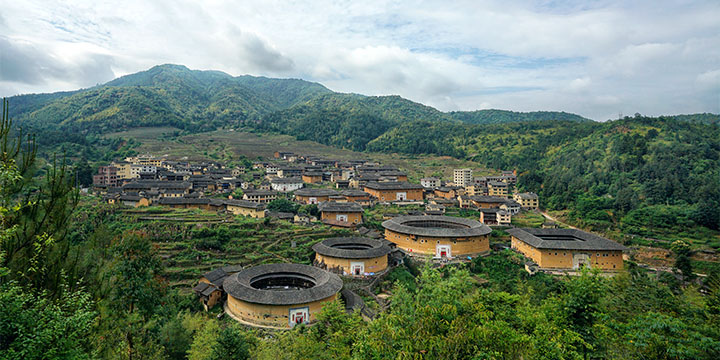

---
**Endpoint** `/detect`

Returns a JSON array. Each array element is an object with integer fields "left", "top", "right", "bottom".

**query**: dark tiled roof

[
  {"left": 224, "top": 199, "right": 266, "bottom": 209},
  {"left": 271, "top": 177, "right": 303, "bottom": 184},
  {"left": 341, "top": 190, "right": 369, "bottom": 197},
  {"left": 313, "top": 237, "right": 391, "bottom": 259},
  {"left": 516, "top": 192, "right": 538, "bottom": 199},
  {"left": 488, "top": 181, "right": 508, "bottom": 187},
  {"left": 506, "top": 228, "right": 628, "bottom": 251},
  {"left": 203, "top": 268, "right": 229, "bottom": 287},
  {"left": 123, "top": 181, "right": 191, "bottom": 190},
  {"left": 469, "top": 196, "right": 509, "bottom": 203},
  {"left": 318, "top": 202, "right": 363, "bottom": 213},
  {"left": 244, "top": 190, "right": 278, "bottom": 196},
  {"left": 363, "top": 181, "right": 423, "bottom": 190},
  {"left": 159, "top": 197, "right": 211, "bottom": 205},
  {"left": 382, "top": 215, "right": 491, "bottom": 237},
  {"left": 294, "top": 188, "right": 338, "bottom": 197},
  {"left": 223, "top": 264, "right": 342, "bottom": 305}
]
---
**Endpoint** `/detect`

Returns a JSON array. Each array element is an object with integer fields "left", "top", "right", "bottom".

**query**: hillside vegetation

[{"left": 7, "top": 64, "right": 720, "bottom": 241}]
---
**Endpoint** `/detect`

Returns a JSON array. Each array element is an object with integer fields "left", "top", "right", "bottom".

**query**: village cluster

[{"left": 92, "top": 152, "right": 627, "bottom": 329}]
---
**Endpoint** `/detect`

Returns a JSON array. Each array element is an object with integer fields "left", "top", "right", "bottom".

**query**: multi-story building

[
  {"left": 514, "top": 192, "right": 539, "bottom": 210},
  {"left": 488, "top": 181, "right": 509, "bottom": 197},
  {"left": 420, "top": 177, "right": 441, "bottom": 188},
  {"left": 453, "top": 168, "right": 473, "bottom": 187},
  {"left": 93, "top": 166, "right": 119, "bottom": 187}
]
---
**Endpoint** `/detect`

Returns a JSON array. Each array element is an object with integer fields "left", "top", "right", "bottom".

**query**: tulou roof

[
  {"left": 318, "top": 201, "right": 363, "bottom": 213},
  {"left": 382, "top": 215, "right": 491, "bottom": 237},
  {"left": 313, "top": 237, "right": 391, "bottom": 259},
  {"left": 506, "top": 228, "right": 628, "bottom": 251},
  {"left": 294, "top": 188, "right": 338, "bottom": 197},
  {"left": 271, "top": 177, "right": 303, "bottom": 184},
  {"left": 223, "top": 263, "right": 342, "bottom": 305},
  {"left": 224, "top": 199, "right": 266, "bottom": 209},
  {"left": 363, "top": 181, "right": 424, "bottom": 190}
]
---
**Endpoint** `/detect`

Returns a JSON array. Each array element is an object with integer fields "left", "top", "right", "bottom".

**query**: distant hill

[
  {"left": 10, "top": 64, "right": 331, "bottom": 132},
  {"left": 8, "top": 64, "right": 597, "bottom": 135},
  {"left": 449, "top": 109, "right": 591, "bottom": 124},
  {"left": 670, "top": 113, "right": 720, "bottom": 124}
]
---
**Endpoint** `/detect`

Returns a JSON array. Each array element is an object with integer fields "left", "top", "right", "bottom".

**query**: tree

[
  {"left": 0, "top": 282, "right": 96, "bottom": 360},
  {"left": 267, "top": 198, "right": 299, "bottom": 213},
  {"left": 671, "top": 240, "right": 695, "bottom": 280},
  {"left": 563, "top": 268, "right": 606, "bottom": 358},
  {"left": 74, "top": 157, "right": 93, "bottom": 187},
  {"left": 1, "top": 100, "right": 78, "bottom": 294},
  {"left": 211, "top": 325, "right": 253, "bottom": 360}
]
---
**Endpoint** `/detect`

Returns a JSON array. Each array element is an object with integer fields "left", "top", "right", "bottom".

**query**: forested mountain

[
  {"left": 10, "top": 64, "right": 332, "bottom": 132},
  {"left": 9, "top": 64, "right": 601, "bottom": 135},
  {"left": 449, "top": 109, "right": 590, "bottom": 124}
]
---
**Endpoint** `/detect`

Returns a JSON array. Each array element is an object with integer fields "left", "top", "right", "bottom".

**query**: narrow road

[{"left": 538, "top": 210, "right": 578, "bottom": 229}]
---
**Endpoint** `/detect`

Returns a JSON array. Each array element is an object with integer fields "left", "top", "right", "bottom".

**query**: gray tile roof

[
  {"left": 382, "top": 215, "right": 491, "bottom": 238},
  {"left": 223, "top": 264, "right": 342, "bottom": 305},
  {"left": 313, "top": 237, "right": 391, "bottom": 259},
  {"left": 363, "top": 181, "right": 423, "bottom": 190},
  {"left": 294, "top": 188, "right": 338, "bottom": 197},
  {"left": 318, "top": 201, "right": 363, "bottom": 213},
  {"left": 506, "top": 228, "right": 628, "bottom": 251}
]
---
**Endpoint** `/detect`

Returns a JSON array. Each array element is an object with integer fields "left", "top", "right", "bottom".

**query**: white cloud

[{"left": 0, "top": 0, "right": 718, "bottom": 120}]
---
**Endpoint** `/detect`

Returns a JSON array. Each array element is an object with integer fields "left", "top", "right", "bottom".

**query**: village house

[
  {"left": 464, "top": 184, "right": 488, "bottom": 196},
  {"left": 302, "top": 171, "right": 324, "bottom": 184},
  {"left": 479, "top": 208, "right": 511, "bottom": 226},
  {"left": 434, "top": 185, "right": 464, "bottom": 199},
  {"left": 270, "top": 177, "right": 304, "bottom": 193},
  {"left": 318, "top": 201, "right": 364, "bottom": 228},
  {"left": 192, "top": 265, "right": 243, "bottom": 311},
  {"left": 507, "top": 228, "right": 627, "bottom": 271},
  {"left": 488, "top": 181, "right": 509, "bottom": 197},
  {"left": 225, "top": 199, "right": 266, "bottom": 218},
  {"left": 500, "top": 200, "right": 522, "bottom": 215},
  {"left": 294, "top": 188, "right": 339, "bottom": 204},
  {"left": 340, "top": 189, "right": 371, "bottom": 204},
  {"left": 514, "top": 192, "right": 539, "bottom": 210},
  {"left": 277, "top": 166, "right": 303, "bottom": 178},
  {"left": 466, "top": 195, "right": 510, "bottom": 209},
  {"left": 242, "top": 190, "right": 278, "bottom": 203},
  {"left": 363, "top": 181, "right": 424, "bottom": 202},
  {"left": 420, "top": 177, "right": 441, "bottom": 189}
]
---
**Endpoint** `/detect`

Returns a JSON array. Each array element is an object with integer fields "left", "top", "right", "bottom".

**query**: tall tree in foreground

[
  {"left": 0, "top": 98, "right": 78, "bottom": 295},
  {"left": 0, "top": 99, "right": 96, "bottom": 358}
]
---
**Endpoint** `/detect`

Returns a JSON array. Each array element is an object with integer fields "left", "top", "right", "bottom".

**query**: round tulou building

[
  {"left": 382, "top": 215, "right": 491, "bottom": 258},
  {"left": 312, "top": 237, "right": 392, "bottom": 276},
  {"left": 223, "top": 263, "right": 342, "bottom": 328}
]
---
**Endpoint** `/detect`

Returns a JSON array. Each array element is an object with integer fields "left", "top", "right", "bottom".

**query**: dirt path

[{"left": 539, "top": 211, "right": 578, "bottom": 229}]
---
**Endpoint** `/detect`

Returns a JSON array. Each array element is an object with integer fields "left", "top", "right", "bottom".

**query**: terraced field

[{"left": 123, "top": 208, "right": 354, "bottom": 292}]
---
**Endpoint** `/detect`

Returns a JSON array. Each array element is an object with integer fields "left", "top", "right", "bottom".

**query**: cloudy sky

[{"left": 1, "top": 0, "right": 718, "bottom": 120}]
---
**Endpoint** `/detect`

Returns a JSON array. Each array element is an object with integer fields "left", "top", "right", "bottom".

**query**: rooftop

[
  {"left": 506, "top": 228, "right": 628, "bottom": 251},
  {"left": 271, "top": 177, "right": 303, "bottom": 184},
  {"left": 313, "top": 237, "right": 391, "bottom": 259},
  {"left": 294, "top": 188, "right": 338, "bottom": 197},
  {"left": 223, "top": 263, "right": 342, "bottom": 305},
  {"left": 318, "top": 201, "right": 363, "bottom": 213},
  {"left": 364, "top": 181, "right": 424, "bottom": 191},
  {"left": 382, "top": 215, "right": 491, "bottom": 238}
]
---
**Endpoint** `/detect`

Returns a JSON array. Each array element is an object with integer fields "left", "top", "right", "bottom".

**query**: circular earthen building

[
  {"left": 224, "top": 263, "right": 342, "bottom": 328},
  {"left": 313, "top": 237, "right": 392, "bottom": 276},
  {"left": 382, "top": 215, "right": 491, "bottom": 258}
]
